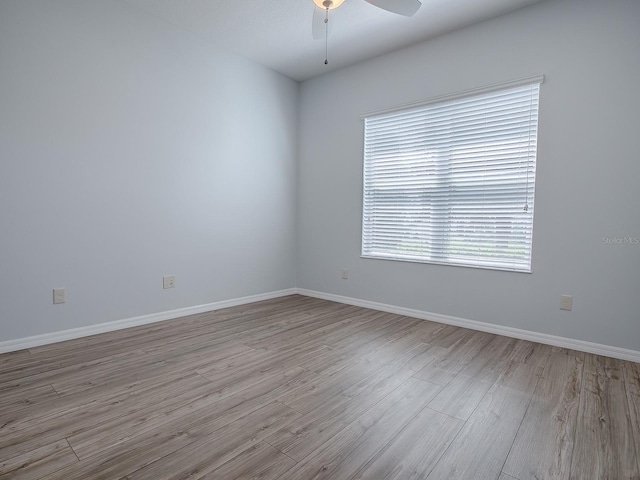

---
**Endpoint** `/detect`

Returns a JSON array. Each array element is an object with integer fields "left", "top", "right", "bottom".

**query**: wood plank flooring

[{"left": 0, "top": 295, "right": 638, "bottom": 479}]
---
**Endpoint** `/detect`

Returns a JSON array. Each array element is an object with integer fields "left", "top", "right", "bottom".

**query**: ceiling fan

[{"left": 311, "top": 0, "right": 422, "bottom": 64}]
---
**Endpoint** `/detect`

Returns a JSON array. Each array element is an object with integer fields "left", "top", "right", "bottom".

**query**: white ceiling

[{"left": 120, "top": 0, "right": 547, "bottom": 81}]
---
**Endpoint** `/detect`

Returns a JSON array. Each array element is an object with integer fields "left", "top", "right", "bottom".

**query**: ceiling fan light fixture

[{"left": 312, "top": 0, "right": 346, "bottom": 10}]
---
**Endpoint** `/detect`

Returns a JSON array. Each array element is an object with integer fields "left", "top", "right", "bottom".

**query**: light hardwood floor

[{"left": 0, "top": 295, "right": 638, "bottom": 479}]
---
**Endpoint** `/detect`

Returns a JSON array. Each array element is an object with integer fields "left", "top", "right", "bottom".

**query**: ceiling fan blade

[
  {"left": 363, "top": 0, "right": 422, "bottom": 17},
  {"left": 312, "top": 6, "right": 326, "bottom": 40}
]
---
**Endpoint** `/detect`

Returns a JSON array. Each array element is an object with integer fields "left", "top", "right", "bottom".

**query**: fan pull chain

[{"left": 324, "top": 8, "right": 329, "bottom": 65}]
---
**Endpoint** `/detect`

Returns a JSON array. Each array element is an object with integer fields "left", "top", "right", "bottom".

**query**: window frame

[{"left": 360, "top": 76, "right": 543, "bottom": 273}]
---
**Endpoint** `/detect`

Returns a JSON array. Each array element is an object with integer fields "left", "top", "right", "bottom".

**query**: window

[{"left": 362, "top": 78, "right": 541, "bottom": 273}]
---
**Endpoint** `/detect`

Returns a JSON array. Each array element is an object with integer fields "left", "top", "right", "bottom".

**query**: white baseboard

[
  {"left": 2, "top": 287, "right": 638, "bottom": 363},
  {"left": 0, "top": 288, "right": 297, "bottom": 354},
  {"left": 295, "top": 288, "right": 640, "bottom": 363}
]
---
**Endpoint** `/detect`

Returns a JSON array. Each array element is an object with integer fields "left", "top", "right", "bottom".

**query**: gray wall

[
  {"left": 0, "top": 0, "right": 298, "bottom": 341},
  {"left": 297, "top": 0, "right": 640, "bottom": 351}
]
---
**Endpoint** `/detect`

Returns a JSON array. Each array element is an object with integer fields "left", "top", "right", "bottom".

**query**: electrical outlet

[
  {"left": 560, "top": 294, "right": 573, "bottom": 311},
  {"left": 53, "top": 288, "right": 66, "bottom": 304},
  {"left": 163, "top": 275, "right": 176, "bottom": 289},
  {"left": 341, "top": 268, "right": 349, "bottom": 280}
]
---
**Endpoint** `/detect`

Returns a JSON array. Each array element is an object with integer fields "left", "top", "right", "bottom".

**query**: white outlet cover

[
  {"left": 53, "top": 288, "right": 66, "bottom": 304},
  {"left": 341, "top": 269, "right": 349, "bottom": 280},
  {"left": 163, "top": 276, "right": 176, "bottom": 289},
  {"left": 560, "top": 294, "right": 573, "bottom": 311}
]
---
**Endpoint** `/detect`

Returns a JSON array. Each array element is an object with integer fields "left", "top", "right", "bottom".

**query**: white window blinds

[{"left": 362, "top": 80, "right": 541, "bottom": 272}]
